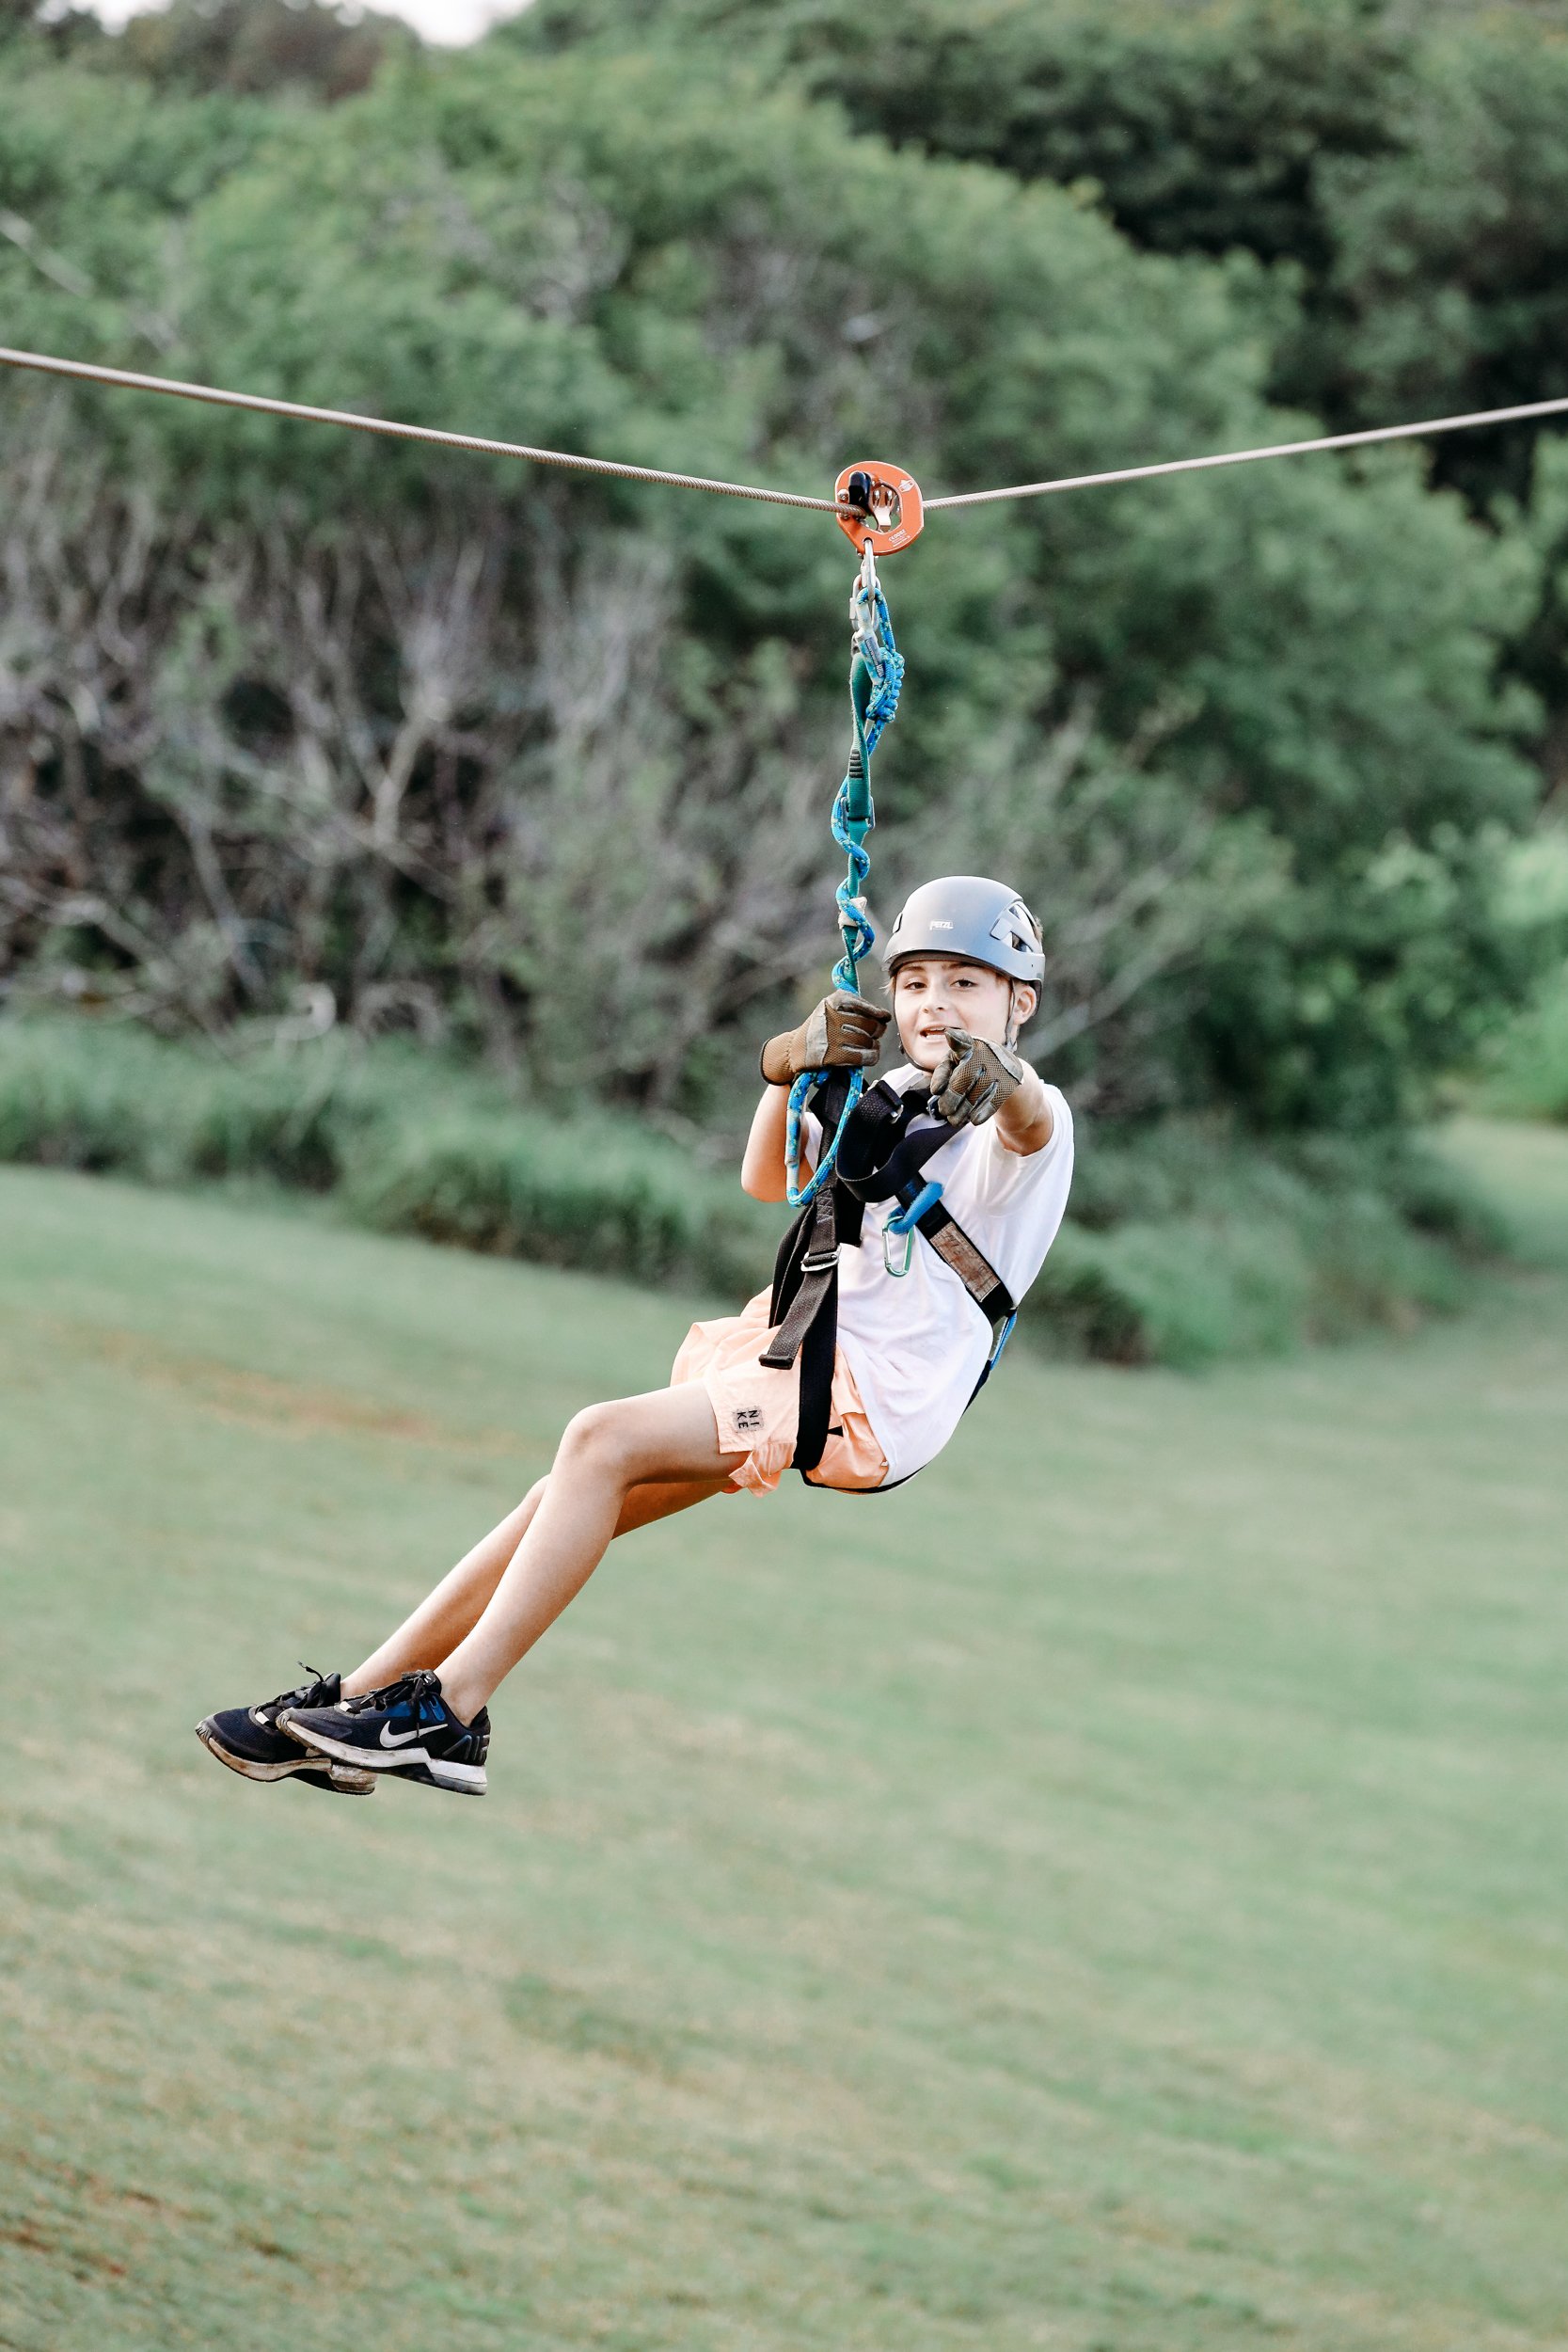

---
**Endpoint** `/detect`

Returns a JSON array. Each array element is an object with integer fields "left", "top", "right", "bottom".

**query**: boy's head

[{"left": 882, "top": 876, "right": 1043, "bottom": 1073}]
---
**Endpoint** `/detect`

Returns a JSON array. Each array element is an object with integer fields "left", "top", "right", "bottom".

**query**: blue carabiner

[{"left": 882, "top": 1179, "right": 942, "bottom": 1277}]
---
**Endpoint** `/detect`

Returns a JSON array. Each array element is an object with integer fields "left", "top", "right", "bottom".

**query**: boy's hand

[
  {"left": 929, "top": 1028, "right": 1025, "bottom": 1127},
  {"left": 760, "top": 989, "right": 891, "bottom": 1086}
]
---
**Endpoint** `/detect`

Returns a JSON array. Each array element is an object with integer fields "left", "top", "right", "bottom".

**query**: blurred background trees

[{"left": 2, "top": 0, "right": 1565, "bottom": 1147}]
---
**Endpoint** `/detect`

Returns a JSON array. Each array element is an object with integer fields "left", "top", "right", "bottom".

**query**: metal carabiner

[
  {"left": 882, "top": 1179, "right": 943, "bottom": 1277},
  {"left": 851, "top": 539, "right": 879, "bottom": 622}
]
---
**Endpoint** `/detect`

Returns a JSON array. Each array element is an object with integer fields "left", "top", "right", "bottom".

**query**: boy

[{"left": 197, "top": 877, "right": 1073, "bottom": 1799}]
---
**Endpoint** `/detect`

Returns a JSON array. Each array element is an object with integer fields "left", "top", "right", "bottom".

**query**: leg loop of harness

[
  {"left": 755, "top": 1184, "right": 840, "bottom": 1474},
  {"left": 759, "top": 1185, "right": 839, "bottom": 1374}
]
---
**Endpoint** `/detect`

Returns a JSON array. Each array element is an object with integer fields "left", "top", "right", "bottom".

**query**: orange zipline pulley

[{"left": 833, "top": 460, "right": 925, "bottom": 555}]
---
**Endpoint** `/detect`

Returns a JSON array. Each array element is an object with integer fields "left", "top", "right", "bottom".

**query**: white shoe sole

[
  {"left": 281, "top": 1716, "right": 486, "bottom": 1795},
  {"left": 196, "top": 1721, "right": 376, "bottom": 1793}
]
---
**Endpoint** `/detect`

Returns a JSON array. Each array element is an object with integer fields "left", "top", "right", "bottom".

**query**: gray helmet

[{"left": 882, "top": 875, "right": 1045, "bottom": 984}]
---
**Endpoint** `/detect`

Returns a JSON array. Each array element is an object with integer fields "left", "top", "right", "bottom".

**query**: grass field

[{"left": 3, "top": 1123, "right": 1566, "bottom": 2352}]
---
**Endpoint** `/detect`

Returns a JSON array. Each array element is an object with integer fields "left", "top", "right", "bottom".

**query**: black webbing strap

[
  {"left": 759, "top": 1189, "right": 836, "bottom": 1358},
  {"left": 758, "top": 1076, "right": 849, "bottom": 1473},
  {"left": 790, "top": 1240, "right": 839, "bottom": 1474},
  {"left": 826, "top": 1217, "right": 1018, "bottom": 1494},
  {"left": 911, "top": 1200, "right": 1015, "bottom": 1324}
]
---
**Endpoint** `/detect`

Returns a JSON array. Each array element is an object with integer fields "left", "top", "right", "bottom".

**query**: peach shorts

[{"left": 670, "top": 1287, "right": 889, "bottom": 1496}]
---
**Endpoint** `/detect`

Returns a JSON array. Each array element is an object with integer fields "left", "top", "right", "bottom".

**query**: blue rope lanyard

[{"left": 784, "top": 548, "right": 906, "bottom": 1209}]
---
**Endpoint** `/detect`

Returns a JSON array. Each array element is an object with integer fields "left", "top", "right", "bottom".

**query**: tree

[
  {"left": 0, "top": 31, "right": 1548, "bottom": 1127},
  {"left": 117, "top": 0, "right": 414, "bottom": 102}
]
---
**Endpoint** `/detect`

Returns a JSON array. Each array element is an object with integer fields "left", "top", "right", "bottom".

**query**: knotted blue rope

[{"left": 785, "top": 562, "right": 905, "bottom": 1208}]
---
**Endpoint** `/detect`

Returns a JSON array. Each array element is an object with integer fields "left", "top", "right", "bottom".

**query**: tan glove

[
  {"left": 928, "top": 1027, "right": 1026, "bottom": 1127},
  {"left": 760, "top": 988, "right": 891, "bottom": 1086}
]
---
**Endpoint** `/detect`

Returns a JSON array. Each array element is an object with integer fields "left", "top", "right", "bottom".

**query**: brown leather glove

[
  {"left": 760, "top": 988, "right": 891, "bottom": 1086},
  {"left": 928, "top": 1027, "right": 1026, "bottom": 1127}
]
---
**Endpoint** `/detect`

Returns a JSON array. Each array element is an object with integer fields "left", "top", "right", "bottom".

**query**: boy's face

[{"left": 891, "top": 956, "right": 1035, "bottom": 1072}]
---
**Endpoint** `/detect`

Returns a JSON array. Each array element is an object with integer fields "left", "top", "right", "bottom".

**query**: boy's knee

[{"left": 558, "top": 1401, "right": 632, "bottom": 1472}]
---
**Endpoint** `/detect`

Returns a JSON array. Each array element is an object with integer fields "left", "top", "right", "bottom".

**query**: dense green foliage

[
  {"left": 0, "top": 0, "right": 1559, "bottom": 1147},
  {"left": 114, "top": 0, "right": 412, "bottom": 100},
  {"left": 525, "top": 1, "right": 1568, "bottom": 487},
  {"left": 523, "top": 0, "right": 1568, "bottom": 758},
  {"left": 527, "top": 0, "right": 1411, "bottom": 278}
]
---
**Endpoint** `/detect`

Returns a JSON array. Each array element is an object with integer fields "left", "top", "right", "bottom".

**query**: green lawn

[{"left": 2, "top": 1125, "right": 1566, "bottom": 2352}]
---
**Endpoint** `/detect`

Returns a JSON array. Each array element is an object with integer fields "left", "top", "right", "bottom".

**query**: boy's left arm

[{"left": 994, "top": 1064, "right": 1055, "bottom": 1157}]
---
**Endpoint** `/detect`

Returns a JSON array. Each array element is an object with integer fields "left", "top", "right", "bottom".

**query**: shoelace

[
  {"left": 257, "top": 1662, "right": 330, "bottom": 1725},
  {"left": 340, "top": 1669, "right": 441, "bottom": 1723}
]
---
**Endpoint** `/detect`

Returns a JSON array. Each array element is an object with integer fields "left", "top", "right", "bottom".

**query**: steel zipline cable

[
  {"left": 7, "top": 341, "right": 1568, "bottom": 518},
  {"left": 0, "top": 343, "right": 847, "bottom": 512},
  {"left": 921, "top": 392, "right": 1568, "bottom": 509}
]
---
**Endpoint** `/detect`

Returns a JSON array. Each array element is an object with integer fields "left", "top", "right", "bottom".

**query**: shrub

[
  {"left": 0, "top": 1015, "right": 192, "bottom": 1180},
  {"left": 1476, "top": 964, "right": 1568, "bottom": 1121},
  {"left": 1019, "top": 1116, "right": 1485, "bottom": 1367},
  {"left": 342, "top": 1111, "right": 776, "bottom": 1295},
  {"left": 0, "top": 1016, "right": 1501, "bottom": 1367},
  {"left": 0, "top": 1015, "right": 777, "bottom": 1295},
  {"left": 1026, "top": 1217, "right": 1310, "bottom": 1369}
]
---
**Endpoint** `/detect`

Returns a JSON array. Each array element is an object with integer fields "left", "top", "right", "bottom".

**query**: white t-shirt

[{"left": 804, "top": 1065, "right": 1074, "bottom": 1484}]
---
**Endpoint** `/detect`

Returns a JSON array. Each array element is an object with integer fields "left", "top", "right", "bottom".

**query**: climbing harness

[
  {"left": 763, "top": 1063, "right": 1019, "bottom": 1487},
  {"left": 780, "top": 464, "right": 917, "bottom": 1211}
]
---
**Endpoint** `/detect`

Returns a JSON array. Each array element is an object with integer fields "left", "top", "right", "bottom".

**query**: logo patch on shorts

[{"left": 730, "top": 1406, "right": 764, "bottom": 1435}]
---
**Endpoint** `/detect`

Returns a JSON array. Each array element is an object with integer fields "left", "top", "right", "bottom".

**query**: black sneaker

[
  {"left": 197, "top": 1669, "right": 376, "bottom": 1796},
  {"left": 280, "top": 1670, "right": 489, "bottom": 1797}
]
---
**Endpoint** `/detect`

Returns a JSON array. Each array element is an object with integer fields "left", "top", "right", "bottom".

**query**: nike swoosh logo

[{"left": 379, "top": 1724, "right": 422, "bottom": 1747}]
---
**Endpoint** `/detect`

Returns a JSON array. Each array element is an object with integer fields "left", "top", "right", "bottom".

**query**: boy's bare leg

[
  {"left": 343, "top": 1485, "right": 547, "bottom": 1698},
  {"left": 436, "top": 1384, "right": 742, "bottom": 1722},
  {"left": 343, "top": 1455, "right": 732, "bottom": 1698}
]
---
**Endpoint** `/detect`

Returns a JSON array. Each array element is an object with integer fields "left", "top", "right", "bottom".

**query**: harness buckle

[{"left": 800, "top": 1246, "right": 840, "bottom": 1276}]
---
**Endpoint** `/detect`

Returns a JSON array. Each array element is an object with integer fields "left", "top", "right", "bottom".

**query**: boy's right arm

[{"left": 741, "top": 1085, "right": 798, "bottom": 1201}]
